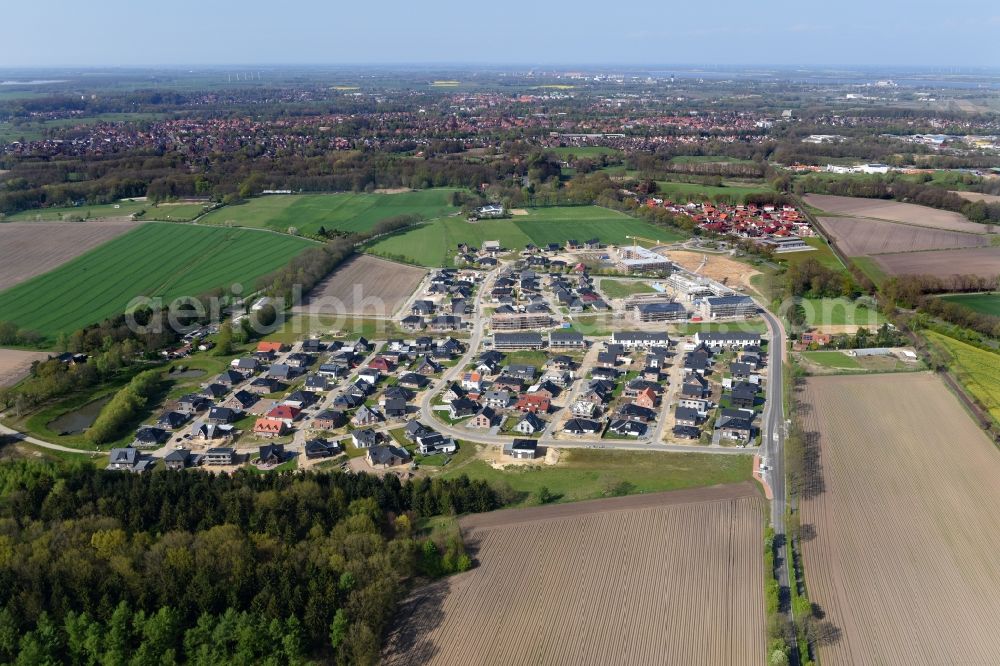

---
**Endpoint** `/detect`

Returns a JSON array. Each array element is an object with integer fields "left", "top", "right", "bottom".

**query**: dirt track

[
  {"left": 0, "top": 348, "right": 49, "bottom": 388},
  {"left": 293, "top": 254, "right": 425, "bottom": 317},
  {"left": 0, "top": 220, "right": 136, "bottom": 292},
  {"left": 799, "top": 374, "right": 1000, "bottom": 665},
  {"left": 384, "top": 482, "right": 766, "bottom": 666}
]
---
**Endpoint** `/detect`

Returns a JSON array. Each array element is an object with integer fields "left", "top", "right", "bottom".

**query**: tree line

[{"left": 0, "top": 462, "right": 504, "bottom": 665}]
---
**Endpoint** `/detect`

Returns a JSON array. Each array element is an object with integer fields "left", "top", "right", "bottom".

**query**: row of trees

[
  {"left": 0, "top": 463, "right": 503, "bottom": 665},
  {"left": 85, "top": 369, "right": 162, "bottom": 444}
]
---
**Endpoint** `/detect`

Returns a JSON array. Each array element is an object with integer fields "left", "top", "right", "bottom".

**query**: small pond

[{"left": 47, "top": 396, "right": 112, "bottom": 435}]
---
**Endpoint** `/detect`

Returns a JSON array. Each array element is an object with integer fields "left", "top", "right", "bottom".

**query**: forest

[{"left": 0, "top": 462, "right": 503, "bottom": 665}]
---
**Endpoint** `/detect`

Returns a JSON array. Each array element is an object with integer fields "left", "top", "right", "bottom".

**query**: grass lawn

[
  {"left": 670, "top": 321, "right": 768, "bottom": 335},
  {"left": 850, "top": 256, "right": 889, "bottom": 285},
  {"left": 799, "top": 351, "right": 862, "bottom": 369},
  {"left": 600, "top": 279, "right": 656, "bottom": 299},
  {"left": 924, "top": 331, "right": 1000, "bottom": 424},
  {"left": 938, "top": 293, "right": 1000, "bottom": 317},
  {"left": 669, "top": 155, "right": 756, "bottom": 165},
  {"left": 0, "top": 223, "right": 315, "bottom": 338},
  {"left": 365, "top": 206, "right": 685, "bottom": 267},
  {"left": 268, "top": 313, "right": 430, "bottom": 343},
  {"left": 440, "top": 448, "right": 754, "bottom": 506},
  {"left": 654, "top": 180, "right": 772, "bottom": 202},
  {"left": 798, "top": 297, "right": 885, "bottom": 327},
  {"left": 4, "top": 200, "right": 210, "bottom": 222},
  {"left": 198, "top": 189, "right": 461, "bottom": 236},
  {"left": 777, "top": 237, "right": 847, "bottom": 273},
  {"left": 499, "top": 350, "right": 549, "bottom": 368}
]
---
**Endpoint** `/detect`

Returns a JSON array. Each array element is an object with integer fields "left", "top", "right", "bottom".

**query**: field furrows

[
  {"left": 384, "top": 489, "right": 765, "bottom": 666},
  {"left": 820, "top": 216, "right": 988, "bottom": 255},
  {"left": 799, "top": 374, "right": 1000, "bottom": 665}
]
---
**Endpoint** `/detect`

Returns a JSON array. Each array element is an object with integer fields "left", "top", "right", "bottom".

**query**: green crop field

[
  {"left": 799, "top": 297, "right": 885, "bottom": 327},
  {"left": 0, "top": 223, "right": 314, "bottom": 338},
  {"left": 939, "top": 293, "right": 1000, "bottom": 317},
  {"left": 925, "top": 331, "right": 1000, "bottom": 424},
  {"left": 365, "top": 205, "right": 684, "bottom": 266},
  {"left": 654, "top": 180, "right": 772, "bottom": 202},
  {"left": 4, "top": 200, "right": 210, "bottom": 223},
  {"left": 198, "top": 189, "right": 461, "bottom": 236}
]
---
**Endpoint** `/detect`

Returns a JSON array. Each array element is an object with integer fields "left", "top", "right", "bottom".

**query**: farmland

[
  {"left": 0, "top": 224, "right": 314, "bottom": 338},
  {"left": 198, "top": 189, "right": 460, "bottom": 236},
  {"left": 383, "top": 483, "right": 766, "bottom": 666},
  {"left": 654, "top": 180, "right": 772, "bottom": 202},
  {"left": 775, "top": 237, "right": 845, "bottom": 272},
  {"left": 798, "top": 374, "right": 1000, "bottom": 665},
  {"left": 292, "top": 254, "right": 425, "bottom": 317},
  {"left": 803, "top": 194, "right": 988, "bottom": 233},
  {"left": 924, "top": 330, "right": 1000, "bottom": 423},
  {"left": 366, "top": 206, "right": 683, "bottom": 266},
  {"left": 938, "top": 292, "right": 1000, "bottom": 316},
  {"left": 0, "top": 220, "right": 137, "bottom": 291},
  {"left": 4, "top": 199, "right": 209, "bottom": 223},
  {"left": 820, "top": 215, "right": 989, "bottom": 255},
  {"left": 0, "top": 349, "right": 50, "bottom": 387},
  {"left": 872, "top": 246, "right": 1000, "bottom": 278}
]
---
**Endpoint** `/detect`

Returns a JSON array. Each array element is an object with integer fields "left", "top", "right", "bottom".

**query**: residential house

[
  {"left": 286, "top": 353, "right": 312, "bottom": 370},
  {"left": 257, "top": 444, "right": 286, "bottom": 466},
  {"left": 304, "top": 375, "right": 329, "bottom": 392},
  {"left": 677, "top": 397, "right": 711, "bottom": 413},
  {"left": 352, "top": 428, "right": 382, "bottom": 449},
  {"left": 313, "top": 409, "right": 345, "bottom": 430},
  {"left": 332, "top": 393, "right": 363, "bottom": 409},
  {"left": 367, "top": 444, "right": 411, "bottom": 469},
  {"left": 608, "top": 419, "right": 647, "bottom": 438},
  {"left": 256, "top": 341, "right": 287, "bottom": 354},
  {"left": 413, "top": 356, "right": 440, "bottom": 376},
  {"left": 215, "top": 369, "right": 244, "bottom": 386},
  {"left": 548, "top": 330, "right": 586, "bottom": 349},
  {"left": 352, "top": 405, "right": 384, "bottom": 427},
  {"left": 207, "top": 407, "right": 237, "bottom": 425},
  {"left": 223, "top": 391, "right": 258, "bottom": 411},
  {"left": 514, "top": 393, "right": 550, "bottom": 414},
  {"left": 461, "top": 371, "right": 484, "bottom": 393},
  {"left": 267, "top": 404, "right": 301, "bottom": 425},
  {"left": 590, "top": 366, "right": 620, "bottom": 381},
  {"left": 469, "top": 407, "right": 498, "bottom": 428},
  {"left": 617, "top": 403, "right": 657, "bottom": 424},
  {"left": 157, "top": 411, "right": 190, "bottom": 430},
  {"left": 201, "top": 383, "right": 228, "bottom": 399},
  {"left": 503, "top": 439, "right": 539, "bottom": 460},
  {"left": 368, "top": 356, "right": 393, "bottom": 373},
  {"left": 503, "top": 364, "right": 537, "bottom": 382},
  {"left": 448, "top": 397, "right": 479, "bottom": 420},
  {"left": 483, "top": 389, "right": 513, "bottom": 410},
  {"left": 611, "top": 331, "right": 671, "bottom": 350},
  {"left": 681, "top": 374, "right": 710, "bottom": 399},
  {"left": 232, "top": 357, "right": 259, "bottom": 375},
  {"left": 401, "top": 315, "right": 426, "bottom": 331},
  {"left": 283, "top": 391, "right": 317, "bottom": 409},
  {"left": 514, "top": 412, "right": 545, "bottom": 435},
  {"left": 672, "top": 425, "right": 701, "bottom": 440},
  {"left": 304, "top": 439, "right": 340, "bottom": 459},
  {"left": 190, "top": 421, "right": 234, "bottom": 443},
  {"left": 383, "top": 397, "right": 408, "bottom": 419},
  {"left": 674, "top": 407, "right": 702, "bottom": 427},
  {"left": 491, "top": 375, "right": 524, "bottom": 392},
  {"left": 248, "top": 376, "right": 281, "bottom": 395},
  {"left": 442, "top": 383, "right": 467, "bottom": 403},
  {"left": 268, "top": 363, "right": 294, "bottom": 380},
  {"left": 416, "top": 431, "right": 457, "bottom": 454},
  {"left": 132, "top": 427, "right": 169, "bottom": 449},
  {"left": 563, "top": 418, "right": 602, "bottom": 435},
  {"left": 164, "top": 448, "right": 193, "bottom": 471},
  {"left": 633, "top": 387, "right": 659, "bottom": 410},
  {"left": 204, "top": 447, "right": 235, "bottom": 466},
  {"left": 253, "top": 418, "right": 288, "bottom": 438},
  {"left": 107, "top": 447, "right": 140, "bottom": 471},
  {"left": 716, "top": 409, "right": 754, "bottom": 442},
  {"left": 729, "top": 382, "right": 759, "bottom": 410},
  {"left": 570, "top": 399, "right": 598, "bottom": 418},
  {"left": 398, "top": 373, "right": 430, "bottom": 389},
  {"left": 177, "top": 394, "right": 210, "bottom": 414}
]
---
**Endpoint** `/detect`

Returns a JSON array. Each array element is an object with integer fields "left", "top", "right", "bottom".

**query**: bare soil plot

[
  {"left": 384, "top": 482, "right": 766, "bottom": 666},
  {"left": 820, "top": 216, "right": 988, "bottom": 256},
  {"left": 292, "top": 254, "right": 425, "bottom": 317},
  {"left": 0, "top": 348, "right": 49, "bottom": 388},
  {"left": 872, "top": 246, "right": 1000, "bottom": 278},
  {"left": 804, "top": 194, "right": 987, "bottom": 233},
  {"left": 0, "top": 220, "right": 136, "bottom": 291},
  {"left": 668, "top": 249, "right": 761, "bottom": 289},
  {"left": 952, "top": 190, "right": 1000, "bottom": 205},
  {"left": 798, "top": 374, "right": 1000, "bottom": 665}
]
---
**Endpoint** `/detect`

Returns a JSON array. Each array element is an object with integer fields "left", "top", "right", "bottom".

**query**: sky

[{"left": 3, "top": 0, "right": 999, "bottom": 68}]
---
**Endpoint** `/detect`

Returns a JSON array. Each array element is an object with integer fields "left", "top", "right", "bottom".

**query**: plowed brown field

[
  {"left": 820, "top": 216, "right": 988, "bottom": 255},
  {"left": 804, "top": 194, "right": 985, "bottom": 233},
  {"left": 872, "top": 246, "right": 1000, "bottom": 277},
  {"left": 799, "top": 374, "right": 1000, "bottom": 665},
  {"left": 292, "top": 254, "right": 425, "bottom": 317},
  {"left": 0, "top": 220, "right": 136, "bottom": 291},
  {"left": 384, "top": 483, "right": 766, "bottom": 666},
  {"left": 0, "top": 348, "right": 49, "bottom": 387}
]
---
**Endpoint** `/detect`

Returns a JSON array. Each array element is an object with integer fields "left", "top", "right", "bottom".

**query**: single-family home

[
  {"left": 253, "top": 418, "right": 288, "bottom": 438},
  {"left": 367, "top": 444, "right": 411, "bottom": 469},
  {"left": 503, "top": 439, "right": 539, "bottom": 460},
  {"left": 563, "top": 418, "right": 602, "bottom": 435},
  {"left": 514, "top": 412, "right": 545, "bottom": 435}
]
